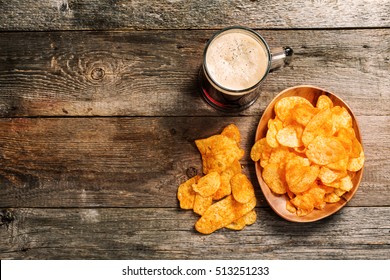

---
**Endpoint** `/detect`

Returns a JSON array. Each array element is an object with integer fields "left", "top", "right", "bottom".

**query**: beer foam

[{"left": 205, "top": 30, "right": 269, "bottom": 91}]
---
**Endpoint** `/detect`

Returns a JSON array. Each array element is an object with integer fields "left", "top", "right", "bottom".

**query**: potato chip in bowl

[{"left": 251, "top": 85, "right": 365, "bottom": 222}]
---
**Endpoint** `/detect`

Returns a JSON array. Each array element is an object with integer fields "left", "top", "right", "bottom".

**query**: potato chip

[
  {"left": 335, "top": 128, "right": 354, "bottom": 155},
  {"left": 343, "top": 127, "right": 356, "bottom": 139},
  {"left": 275, "top": 96, "right": 312, "bottom": 122},
  {"left": 221, "top": 123, "right": 241, "bottom": 144},
  {"left": 334, "top": 188, "right": 346, "bottom": 197},
  {"left": 276, "top": 124, "right": 304, "bottom": 148},
  {"left": 324, "top": 192, "right": 341, "bottom": 203},
  {"left": 225, "top": 216, "right": 246, "bottom": 230},
  {"left": 318, "top": 184, "right": 334, "bottom": 194},
  {"left": 193, "top": 171, "right": 220, "bottom": 197},
  {"left": 302, "top": 108, "right": 334, "bottom": 147},
  {"left": 331, "top": 106, "right": 353, "bottom": 132},
  {"left": 350, "top": 137, "right": 362, "bottom": 158},
  {"left": 319, "top": 166, "right": 346, "bottom": 185},
  {"left": 291, "top": 194, "right": 314, "bottom": 213},
  {"left": 242, "top": 209, "right": 257, "bottom": 225},
  {"left": 290, "top": 185, "right": 325, "bottom": 213},
  {"left": 315, "top": 201, "right": 327, "bottom": 210},
  {"left": 230, "top": 159, "right": 242, "bottom": 174},
  {"left": 212, "top": 172, "right": 231, "bottom": 200},
  {"left": 194, "top": 135, "right": 212, "bottom": 155},
  {"left": 269, "top": 146, "right": 290, "bottom": 167},
  {"left": 266, "top": 118, "right": 283, "bottom": 148},
  {"left": 306, "top": 135, "right": 347, "bottom": 165},
  {"left": 286, "top": 163, "right": 319, "bottom": 194},
  {"left": 195, "top": 134, "right": 244, "bottom": 174},
  {"left": 250, "top": 137, "right": 272, "bottom": 162},
  {"left": 286, "top": 185, "right": 295, "bottom": 199},
  {"left": 347, "top": 139, "right": 365, "bottom": 171},
  {"left": 227, "top": 208, "right": 257, "bottom": 230},
  {"left": 285, "top": 156, "right": 316, "bottom": 194},
  {"left": 339, "top": 176, "right": 354, "bottom": 191},
  {"left": 211, "top": 144, "right": 244, "bottom": 173},
  {"left": 287, "top": 155, "right": 310, "bottom": 168},
  {"left": 195, "top": 195, "right": 256, "bottom": 234},
  {"left": 177, "top": 175, "right": 200, "bottom": 209},
  {"left": 286, "top": 200, "right": 297, "bottom": 213},
  {"left": 316, "top": 95, "right": 333, "bottom": 110},
  {"left": 212, "top": 162, "right": 241, "bottom": 200},
  {"left": 231, "top": 173, "right": 255, "bottom": 204},
  {"left": 193, "top": 194, "right": 213, "bottom": 215},
  {"left": 328, "top": 175, "right": 354, "bottom": 192},
  {"left": 307, "top": 185, "right": 326, "bottom": 209},
  {"left": 297, "top": 208, "right": 313, "bottom": 217},
  {"left": 326, "top": 156, "right": 349, "bottom": 171},
  {"left": 262, "top": 163, "right": 287, "bottom": 194},
  {"left": 348, "top": 150, "right": 365, "bottom": 172},
  {"left": 292, "top": 103, "right": 319, "bottom": 126},
  {"left": 260, "top": 159, "right": 269, "bottom": 168}
]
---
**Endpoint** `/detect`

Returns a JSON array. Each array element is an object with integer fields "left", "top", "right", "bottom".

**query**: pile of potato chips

[
  {"left": 177, "top": 124, "right": 257, "bottom": 234},
  {"left": 251, "top": 95, "right": 365, "bottom": 216}
]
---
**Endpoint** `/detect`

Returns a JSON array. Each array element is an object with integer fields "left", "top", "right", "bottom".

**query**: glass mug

[{"left": 200, "top": 26, "right": 293, "bottom": 112}]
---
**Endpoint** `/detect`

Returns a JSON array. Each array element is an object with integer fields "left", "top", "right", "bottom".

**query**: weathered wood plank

[
  {"left": 0, "top": 116, "right": 388, "bottom": 208},
  {"left": 0, "top": 207, "right": 389, "bottom": 259},
  {"left": 1, "top": 0, "right": 390, "bottom": 31},
  {"left": 0, "top": 29, "right": 389, "bottom": 117}
]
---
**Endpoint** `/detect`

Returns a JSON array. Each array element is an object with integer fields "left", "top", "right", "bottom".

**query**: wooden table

[{"left": 0, "top": 1, "right": 389, "bottom": 260}]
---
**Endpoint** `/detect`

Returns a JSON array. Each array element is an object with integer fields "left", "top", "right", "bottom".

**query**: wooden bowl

[{"left": 255, "top": 85, "right": 364, "bottom": 222}]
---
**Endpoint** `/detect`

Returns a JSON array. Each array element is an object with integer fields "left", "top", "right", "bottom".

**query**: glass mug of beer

[{"left": 200, "top": 26, "right": 293, "bottom": 112}]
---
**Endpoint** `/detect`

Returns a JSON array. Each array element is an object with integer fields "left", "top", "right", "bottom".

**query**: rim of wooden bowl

[{"left": 254, "top": 85, "right": 364, "bottom": 222}]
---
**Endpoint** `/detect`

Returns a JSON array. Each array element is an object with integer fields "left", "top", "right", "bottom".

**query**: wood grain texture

[
  {"left": 1, "top": 0, "right": 390, "bottom": 31},
  {"left": 0, "top": 29, "right": 389, "bottom": 117},
  {"left": 0, "top": 116, "right": 388, "bottom": 208},
  {"left": 0, "top": 207, "right": 389, "bottom": 259},
  {"left": 1, "top": 0, "right": 389, "bottom": 262}
]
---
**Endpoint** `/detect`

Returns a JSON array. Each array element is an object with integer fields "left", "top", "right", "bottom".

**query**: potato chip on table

[
  {"left": 193, "top": 171, "right": 220, "bottom": 197},
  {"left": 225, "top": 209, "right": 257, "bottom": 230},
  {"left": 193, "top": 194, "right": 213, "bottom": 216},
  {"left": 195, "top": 195, "right": 256, "bottom": 234},
  {"left": 195, "top": 134, "right": 244, "bottom": 174},
  {"left": 231, "top": 173, "right": 255, "bottom": 204},
  {"left": 178, "top": 124, "right": 257, "bottom": 234},
  {"left": 177, "top": 175, "right": 200, "bottom": 210}
]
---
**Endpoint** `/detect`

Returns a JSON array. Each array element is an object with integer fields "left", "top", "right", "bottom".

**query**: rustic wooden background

[{"left": 0, "top": 0, "right": 389, "bottom": 259}]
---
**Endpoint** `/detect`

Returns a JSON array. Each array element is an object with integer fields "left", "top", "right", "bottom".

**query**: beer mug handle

[{"left": 270, "top": 46, "right": 293, "bottom": 71}]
